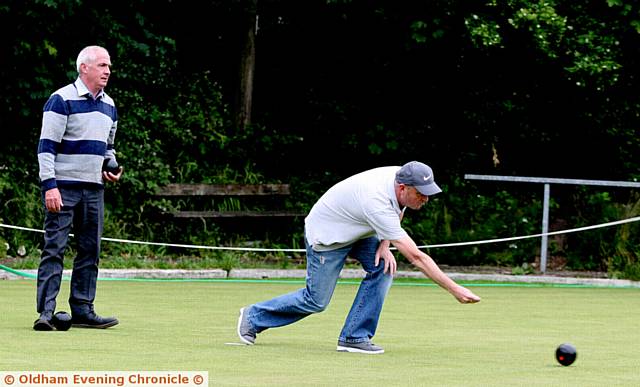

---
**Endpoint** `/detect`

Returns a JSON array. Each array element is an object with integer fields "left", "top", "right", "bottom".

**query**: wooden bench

[{"left": 155, "top": 183, "right": 307, "bottom": 219}]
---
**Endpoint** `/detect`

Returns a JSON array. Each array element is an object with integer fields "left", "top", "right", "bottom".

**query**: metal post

[{"left": 540, "top": 184, "right": 550, "bottom": 273}]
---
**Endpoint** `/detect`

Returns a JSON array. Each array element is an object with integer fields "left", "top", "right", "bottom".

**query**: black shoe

[
  {"left": 71, "top": 312, "right": 119, "bottom": 329},
  {"left": 33, "top": 311, "right": 54, "bottom": 331}
]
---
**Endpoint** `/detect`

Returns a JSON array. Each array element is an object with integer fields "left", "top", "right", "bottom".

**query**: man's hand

[
  {"left": 45, "top": 188, "right": 63, "bottom": 213},
  {"left": 102, "top": 166, "right": 123, "bottom": 182},
  {"left": 375, "top": 240, "right": 397, "bottom": 275},
  {"left": 451, "top": 285, "right": 481, "bottom": 304}
]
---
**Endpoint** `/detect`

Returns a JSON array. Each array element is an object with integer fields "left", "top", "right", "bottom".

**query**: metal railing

[{"left": 464, "top": 174, "right": 640, "bottom": 273}]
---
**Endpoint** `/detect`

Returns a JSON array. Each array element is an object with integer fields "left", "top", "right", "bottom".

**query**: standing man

[
  {"left": 34, "top": 45, "right": 122, "bottom": 331},
  {"left": 237, "top": 161, "right": 481, "bottom": 353}
]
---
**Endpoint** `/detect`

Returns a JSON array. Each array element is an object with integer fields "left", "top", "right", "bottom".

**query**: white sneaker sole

[
  {"left": 336, "top": 345, "right": 384, "bottom": 354},
  {"left": 237, "top": 308, "right": 254, "bottom": 345}
]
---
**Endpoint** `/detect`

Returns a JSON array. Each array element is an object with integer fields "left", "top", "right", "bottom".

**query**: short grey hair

[{"left": 76, "top": 45, "right": 109, "bottom": 73}]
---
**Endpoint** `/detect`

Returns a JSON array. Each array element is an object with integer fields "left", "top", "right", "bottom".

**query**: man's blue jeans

[
  {"left": 245, "top": 236, "right": 393, "bottom": 343},
  {"left": 36, "top": 187, "right": 104, "bottom": 316}
]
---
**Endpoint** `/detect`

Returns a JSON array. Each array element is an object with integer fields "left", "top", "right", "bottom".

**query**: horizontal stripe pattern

[
  {"left": 37, "top": 78, "right": 118, "bottom": 190},
  {"left": 37, "top": 139, "right": 108, "bottom": 156},
  {"left": 54, "top": 154, "right": 104, "bottom": 182},
  {"left": 37, "top": 139, "right": 58, "bottom": 155},
  {"left": 43, "top": 93, "right": 117, "bottom": 121},
  {"left": 58, "top": 139, "right": 107, "bottom": 156}
]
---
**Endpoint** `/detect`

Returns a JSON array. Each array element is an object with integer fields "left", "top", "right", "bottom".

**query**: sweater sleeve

[{"left": 37, "top": 94, "right": 69, "bottom": 191}]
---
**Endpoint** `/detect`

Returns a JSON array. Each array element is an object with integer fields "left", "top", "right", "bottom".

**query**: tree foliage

[{"left": 0, "top": 0, "right": 638, "bottom": 277}]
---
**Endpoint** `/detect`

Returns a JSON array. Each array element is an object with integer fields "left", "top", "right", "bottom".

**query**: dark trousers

[{"left": 36, "top": 188, "right": 104, "bottom": 316}]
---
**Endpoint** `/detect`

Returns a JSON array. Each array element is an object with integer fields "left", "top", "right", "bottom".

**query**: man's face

[
  {"left": 81, "top": 49, "right": 111, "bottom": 93},
  {"left": 399, "top": 184, "right": 429, "bottom": 210}
]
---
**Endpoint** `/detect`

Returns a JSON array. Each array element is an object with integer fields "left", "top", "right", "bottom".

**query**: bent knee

[{"left": 304, "top": 294, "right": 330, "bottom": 313}]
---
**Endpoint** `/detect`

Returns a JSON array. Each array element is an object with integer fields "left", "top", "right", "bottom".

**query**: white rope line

[
  {"left": 418, "top": 216, "right": 640, "bottom": 248},
  {"left": 1, "top": 216, "right": 639, "bottom": 253},
  {"left": 0, "top": 223, "right": 302, "bottom": 252}
]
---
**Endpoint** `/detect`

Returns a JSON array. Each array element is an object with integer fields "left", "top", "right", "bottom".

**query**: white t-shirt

[{"left": 305, "top": 166, "right": 408, "bottom": 251}]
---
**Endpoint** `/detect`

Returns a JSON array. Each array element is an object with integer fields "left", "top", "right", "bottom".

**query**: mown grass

[{"left": 1, "top": 278, "right": 639, "bottom": 386}]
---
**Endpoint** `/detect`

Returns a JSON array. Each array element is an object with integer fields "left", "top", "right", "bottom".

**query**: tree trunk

[{"left": 235, "top": 0, "right": 257, "bottom": 131}]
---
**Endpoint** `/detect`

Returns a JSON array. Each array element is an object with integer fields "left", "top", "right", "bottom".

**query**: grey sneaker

[
  {"left": 237, "top": 307, "right": 256, "bottom": 345},
  {"left": 337, "top": 340, "right": 384, "bottom": 354}
]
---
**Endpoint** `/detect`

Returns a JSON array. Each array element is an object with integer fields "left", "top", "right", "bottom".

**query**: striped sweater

[{"left": 37, "top": 78, "right": 118, "bottom": 191}]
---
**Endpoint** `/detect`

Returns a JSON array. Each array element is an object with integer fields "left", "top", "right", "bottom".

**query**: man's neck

[{"left": 79, "top": 77, "right": 101, "bottom": 97}]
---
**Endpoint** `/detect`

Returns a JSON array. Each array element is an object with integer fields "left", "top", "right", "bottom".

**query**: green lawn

[{"left": 1, "top": 279, "right": 639, "bottom": 386}]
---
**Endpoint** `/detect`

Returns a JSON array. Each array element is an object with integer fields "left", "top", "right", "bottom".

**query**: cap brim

[{"left": 415, "top": 183, "right": 442, "bottom": 196}]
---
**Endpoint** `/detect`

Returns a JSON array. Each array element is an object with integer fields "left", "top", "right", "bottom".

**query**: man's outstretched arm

[{"left": 391, "top": 236, "right": 481, "bottom": 304}]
